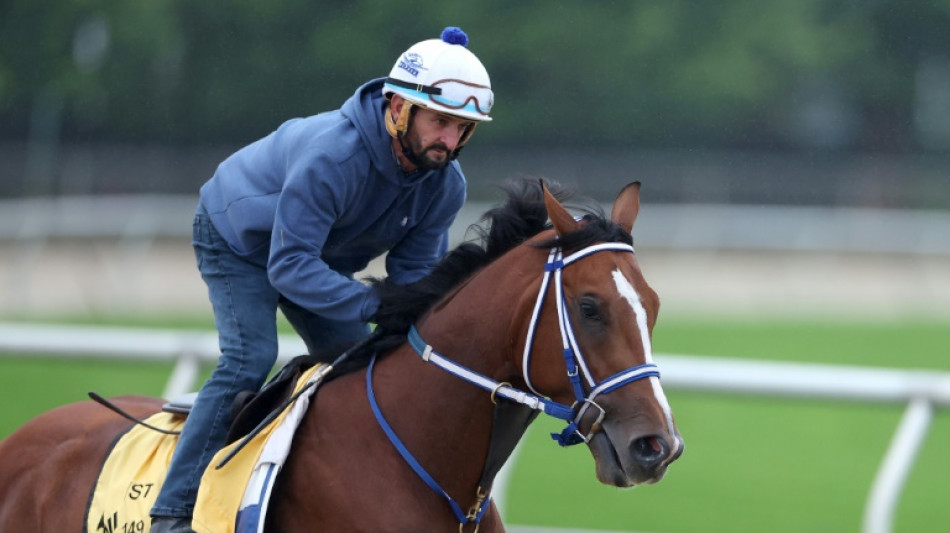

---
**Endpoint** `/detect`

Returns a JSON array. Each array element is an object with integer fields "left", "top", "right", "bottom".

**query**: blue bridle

[
  {"left": 367, "top": 241, "right": 661, "bottom": 530},
  {"left": 522, "top": 242, "right": 661, "bottom": 446}
]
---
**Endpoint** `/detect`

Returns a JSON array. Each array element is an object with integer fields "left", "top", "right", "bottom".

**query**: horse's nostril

[{"left": 631, "top": 435, "right": 669, "bottom": 467}]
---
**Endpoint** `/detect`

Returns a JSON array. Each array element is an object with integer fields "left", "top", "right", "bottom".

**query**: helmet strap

[
  {"left": 451, "top": 122, "right": 477, "bottom": 160},
  {"left": 384, "top": 108, "right": 399, "bottom": 138},
  {"left": 385, "top": 101, "right": 414, "bottom": 140},
  {"left": 385, "top": 101, "right": 426, "bottom": 168}
]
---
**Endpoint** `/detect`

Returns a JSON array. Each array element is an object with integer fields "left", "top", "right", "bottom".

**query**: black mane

[{"left": 320, "top": 177, "right": 633, "bottom": 377}]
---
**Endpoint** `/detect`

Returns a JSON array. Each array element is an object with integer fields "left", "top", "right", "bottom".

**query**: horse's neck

[
  {"left": 364, "top": 246, "right": 542, "bottom": 504},
  {"left": 273, "top": 247, "right": 540, "bottom": 529},
  {"left": 401, "top": 247, "right": 541, "bottom": 469},
  {"left": 419, "top": 243, "right": 543, "bottom": 386}
]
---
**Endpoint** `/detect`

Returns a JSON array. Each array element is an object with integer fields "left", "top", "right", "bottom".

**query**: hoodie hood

[{"left": 340, "top": 78, "right": 405, "bottom": 181}]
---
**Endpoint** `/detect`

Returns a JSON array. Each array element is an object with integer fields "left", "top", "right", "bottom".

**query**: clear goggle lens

[{"left": 428, "top": 79, "right": 493, "bottom": 116}]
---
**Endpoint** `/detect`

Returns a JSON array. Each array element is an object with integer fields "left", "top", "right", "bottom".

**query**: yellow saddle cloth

[
  {"left": 85, "top": 412, "right": 184, "bottom": 533},
  {"left": 85, "top": 363, "right": 325, "bottom": 533}
]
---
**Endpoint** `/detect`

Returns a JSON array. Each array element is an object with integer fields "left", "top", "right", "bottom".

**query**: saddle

[{"left": 161, "top": 354, "right": 320, "bottom": 444}]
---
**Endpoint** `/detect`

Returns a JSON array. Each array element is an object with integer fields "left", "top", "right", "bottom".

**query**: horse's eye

[{"left": 579, "top": 299, "right": 602, "bottom": 321}]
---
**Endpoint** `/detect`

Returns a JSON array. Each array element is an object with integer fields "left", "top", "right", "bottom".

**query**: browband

[{"left": 385, "top": 77, "right": 442, "bottom": 95}]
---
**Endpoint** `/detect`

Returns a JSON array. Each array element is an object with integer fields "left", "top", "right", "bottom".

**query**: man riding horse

[{"left": 150, "top": 26, "right": 494, "bottom": 533}]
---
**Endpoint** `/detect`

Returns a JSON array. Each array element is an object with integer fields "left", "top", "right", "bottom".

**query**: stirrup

[{"left": 161, "top": 392, "right": 199, "bottom": 416}]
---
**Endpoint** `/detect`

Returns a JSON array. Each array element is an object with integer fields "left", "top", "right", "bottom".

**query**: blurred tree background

[{"left": 1, "top": 0, "right": 948, "bottom": 205}]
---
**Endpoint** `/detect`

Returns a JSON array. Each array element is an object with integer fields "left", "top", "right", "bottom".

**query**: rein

[{"left": 368, "top": 241, "right": 663, "bottom": 531}]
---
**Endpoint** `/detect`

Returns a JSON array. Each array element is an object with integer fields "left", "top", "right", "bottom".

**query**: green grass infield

[{"left": 1, "top": 317, "right": 947, "bottom": 532}]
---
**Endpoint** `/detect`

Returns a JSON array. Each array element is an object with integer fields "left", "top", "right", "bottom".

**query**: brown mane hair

[{"left": 324, "top": 177, "right": 633, "bottom": 375}]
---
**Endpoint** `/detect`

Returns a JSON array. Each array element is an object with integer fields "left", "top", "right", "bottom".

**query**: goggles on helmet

[{"left": 385, "top": 77, "right": 493, "bottom": 117}]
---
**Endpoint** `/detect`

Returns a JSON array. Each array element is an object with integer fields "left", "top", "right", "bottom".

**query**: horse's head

[
  {"left": 365, "top": 177, "right": 682, "bottom": 491},
  {"left": 515, "top": 182, "right": 683, "bottom": 487}
]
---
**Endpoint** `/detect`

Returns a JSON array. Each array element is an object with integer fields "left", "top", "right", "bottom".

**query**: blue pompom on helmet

[
  {"left": 439, "top": 26, "right": 469, "bottom": 46},
  {"left": 384, "top": 26, "right": 494, "bottom": 129}
]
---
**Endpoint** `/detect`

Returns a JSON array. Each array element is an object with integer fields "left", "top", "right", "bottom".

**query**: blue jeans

[{"left": 151, "top": 205, "right": 370, "bottom": 518}]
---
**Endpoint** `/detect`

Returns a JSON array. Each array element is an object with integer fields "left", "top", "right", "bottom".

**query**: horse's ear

[
  {"left": 610, "top": 181, "right": 642, "bottom": 234},
  {"left": 542, "top": 180, "right": 580, "bottom": 237}
]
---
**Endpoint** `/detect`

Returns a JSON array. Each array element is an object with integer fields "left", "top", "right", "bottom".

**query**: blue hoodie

[{"left": 198, "top": 78, "right": 467, "bottom": 323}]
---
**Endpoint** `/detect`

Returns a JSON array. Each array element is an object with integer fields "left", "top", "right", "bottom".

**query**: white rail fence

[
  {"left": 2, "top": 322, "right": 948, "bottom": 533},
  {"left": 2, "top": 196, "right": 950, "bottom": 255}
]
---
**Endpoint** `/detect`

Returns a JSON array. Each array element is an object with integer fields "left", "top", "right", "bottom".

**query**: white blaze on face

[{"left": 611, "top": 269, "right": 677, "bottom": 433}]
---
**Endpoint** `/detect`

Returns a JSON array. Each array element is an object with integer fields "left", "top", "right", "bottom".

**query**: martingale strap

[{"left": 366, "top": 354, "right": 491, "bottom": 528}]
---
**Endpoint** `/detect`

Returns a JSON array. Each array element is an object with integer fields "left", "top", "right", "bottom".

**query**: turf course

[{"left": 1, "top": 317, "right": 947, "bottom": 532}]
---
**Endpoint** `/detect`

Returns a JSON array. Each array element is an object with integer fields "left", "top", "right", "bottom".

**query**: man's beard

[{"left": 401, "top": 131, "right": 451, "bottom": 170}]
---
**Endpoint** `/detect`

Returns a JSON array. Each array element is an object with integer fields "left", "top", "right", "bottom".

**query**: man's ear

[{"left": 389, "top": 94, "right": 404, "bottom": 117}]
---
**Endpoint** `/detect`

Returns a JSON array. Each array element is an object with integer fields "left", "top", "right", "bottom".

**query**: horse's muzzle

[
  {"left": 631, "top": 434, "right": 672, "bottom": 470},
  {"left": 591, "top": 424, "right": 684, "bottom": 487}
]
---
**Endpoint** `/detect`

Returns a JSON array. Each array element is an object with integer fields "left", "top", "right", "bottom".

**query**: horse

[{"left": 0, "top": 178, "right": 683, "bottom": 532}]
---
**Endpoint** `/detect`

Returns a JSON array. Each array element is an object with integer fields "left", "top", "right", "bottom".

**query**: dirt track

[{"left": 2, "top": 240, "right": 947, "bottom": 321}]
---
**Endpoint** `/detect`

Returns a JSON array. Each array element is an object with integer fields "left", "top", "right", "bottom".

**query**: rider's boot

[{"left": 149, "top": 516, "right": 195, "bottom": 533}]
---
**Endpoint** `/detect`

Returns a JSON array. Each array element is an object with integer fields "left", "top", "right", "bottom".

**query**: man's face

[{"left": 403, "top": 107, "right": 474, "bottom": 170}]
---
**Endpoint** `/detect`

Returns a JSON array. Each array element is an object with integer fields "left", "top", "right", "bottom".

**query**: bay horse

[{"left": 0, "top": 179, "right": 683, "bottom": 532}]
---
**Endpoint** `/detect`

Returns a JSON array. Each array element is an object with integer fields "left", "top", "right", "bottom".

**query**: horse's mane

[{"left": 321, "top": 177, "right": 633, "bottom": 376}]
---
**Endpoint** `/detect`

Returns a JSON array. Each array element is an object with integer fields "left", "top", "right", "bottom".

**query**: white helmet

[{"left": 383, "top": 27, "right": 493, "bottom": 125}]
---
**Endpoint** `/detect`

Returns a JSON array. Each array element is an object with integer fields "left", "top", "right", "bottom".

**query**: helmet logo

[{"left": 397, "top": 52, "right": 426, "bottom": 77}]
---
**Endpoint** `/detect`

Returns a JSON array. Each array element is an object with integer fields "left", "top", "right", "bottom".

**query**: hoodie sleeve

[
  {"left": 384, "top": 170, "right": 466, "bottom": 285},
  {"left": 267, "top": 152, "right": 379, "bottom": 322}
]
